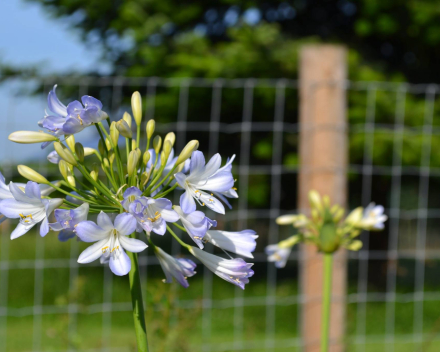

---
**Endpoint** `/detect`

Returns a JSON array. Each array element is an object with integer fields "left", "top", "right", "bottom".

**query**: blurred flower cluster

[
  {"left": 266, "top": 190, "right": 387, "bottom": 268},
  {"left": 2, "top": 86, "right": 257, "bottom": 289}
]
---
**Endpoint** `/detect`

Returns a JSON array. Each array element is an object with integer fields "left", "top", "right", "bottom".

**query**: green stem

[
  {"left": 321, "top": 253, "right": 333, "bottom": 352},
  {"left": 166, "top": 225, "right": 191, "bottom": 249},
  {"left": 127, "top": 233, "right": 149, "bottom": 352}
]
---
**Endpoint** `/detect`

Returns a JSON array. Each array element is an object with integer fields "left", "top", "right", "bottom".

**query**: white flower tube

[
  {"left": 9, "top": 131, "right": 59, "bottom": 144},
  {"left": 204, "top": 229, "right": 258, "bottom": 258}
]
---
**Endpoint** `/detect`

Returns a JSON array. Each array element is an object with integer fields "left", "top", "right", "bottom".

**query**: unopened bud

[
  {"left": 84, "top": 147, "right": 96, "bottom": 157},
  {"left": 75, "top": 143, "right": 84, "bottom": 163},
  {"left": 160, "top": 151, "right": 167, "bottom": 166},
  {"left": 143, "top": 151, "right": 150, "bottom": 165},
  {"left": 108, "top": 151, "right": 115, "bottom": 164},
  {"left": 90, "top": 164, "right": 99, "bottom": 181},
  {"left": 175, "top": 140, "right": 199, "bottom": 166},
  {"left": 103, "top": 158, "right": 110, "bottom": 169},
  {"left": 105, "top": 138, "right": 112, "bottom": 151},
  {"left": 308, "top": 190, "right": 322, "bottom": 211},
  {"left": 164, "top": 132, "right": 176, "bottom": 147},
  {"left": 116, "top": 119, "right": 132, "bottom": 138},
  {"left": 140, "top": 171, "right": 149, "bottom": 187},
  {"left": 98, "top": 139, "right": 106, "bottom": 155},
  {"left": 146, "top": 119, "right": 155, "bottom": 139},
  {"left": 67, "top": 174, "right": 76, "bottom": 187},
  {"left": 135, "top": 148, "right": 141, "bottom": 161},
  {"left": 17, "top": 165, "right": 49, "bottom": 184},
  {"left": 131, "top": 91, "right": 142, "bottom": 126},
  {"left": 345, "top": 240, "right": 362, "bottom": 251},
  {"left": 59, "top": 160, "right": 69, "bottom": 180},
  {"left": 123, "top": 112, "right": 132, "bottom": 128},
  {"left": 132, "top": 139, "right": 137, "bottom": 151},
  {"left": 54, "top": 142, "right": 77, "bottom": 166},
  {"left": 128, "top": 150, "right": 140, "bottom": 176},
  {"left": 110, "top": 121, "right": 119, "bottom": 145},
  {"left": 9, "top": 131, "right": 58, "bottom": 144},
  {"left": 153, "top": 135, "right": 162, "bottom": 154},
  {"left": 65, "top": 135, "right": 75, "bottom": 151},
  {"left": 163, "top": 141, "right": 172, "bottom": 158}
]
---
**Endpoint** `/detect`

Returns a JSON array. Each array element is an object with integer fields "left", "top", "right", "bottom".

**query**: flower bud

[
  {"left": 75, "top": 143, "right": 85, "bottom": 163},
  {"left": 345, "top": 240, "right": 362, "bottom": 251},
  {"left": 116, "top": 119, "right": 132, "bottom": 138},
  {"left": 105, "top": 138, "right": 112, "bottom": 151},
  {"left": 84, "top": 147, "right": 96, "bottom": 157},
  {"left": 67, "top": 174, "right": 76, "bottom": 187},
  {"left": 128, "top": 150, "right": 140, "bottom": 176},
  {"left": 108, "top": 150, "right": 115, "bottom": 164},
  {"left": 123, "top": 112, "right": 132, "bottom": 128},
  {"left": 164, "top": 132, "right": 176, "bottom": 147},
  {"left": 146, "top": 119, "right": 155, "bottom": 139},
  {"left": 54, "top": 142, "right": 77, "bottom": 166},
  {"left": 345, "top": 207, "right": 363, "bottom": 227},
  {"left": 131, "top": 91, "right": 142, "bottom": 126},
  {"left": 135, "top": 148, "right": 142, "bottom": 161},
  {"left": 132, "top": 139, "right": 137, "bottom": 151},
  {"left": 103, "top": 158, "right": 110, "bottom": 169},
  {"left": 90, "top": 164, "right": 99, "bottom": 181},
  {"left": 163, "top": 141, "right": 172, "bottom": 159},
  {"left": 160, "top": 151, "right": 167, "bottom": 166},
  {"left": 65, "top": 135, "right": 75, "bottom": 151},
  {"left": 153, "top": 135, "right": 162, "bottom": 154},
  {"left": 143, "top": 151, "right": 150, "bottom": 166},
  {"left": 17, "top": 165, "right": 49, "bottom": 184},
  {"left": 9, "top": 131, "right": 58, "bottom": 144},
  {"left": 308, "top": 190, "right": 322, "bottom": 211},
  {"left": 59, "top": 160, "right": 69, "bottom": 180},
  {"left": 175, "top": 140, "right": 199, "bottom": 166},
  {"left": 98, "top": 139, "right": 106, "bottom": 155},
  {"left": 140, "top": 171, "right": 149, "bottom": 187},
  {"left": 110, "top": 121, "right": 119, "bottom": 145}
]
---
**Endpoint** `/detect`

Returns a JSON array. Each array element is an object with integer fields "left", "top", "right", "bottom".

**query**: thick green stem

[
  {"left": 321, "top": 253, "right": 333, "bottom": 352},
  {"left": 127, "top": 233, "right": 149, "bottom": 352}
]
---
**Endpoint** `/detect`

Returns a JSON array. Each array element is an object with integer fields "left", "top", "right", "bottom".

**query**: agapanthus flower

[
  {"left": 122, "top": 187, "right": 179, "bottom": 235},
  {"left": 189, "top": 247, "right": 254, "bottom": 289},
  {"left": 50, "top": 203, "right": 89, "bottom": 242},
  {"left": 204, "top": 229, "right": 258, "bottom": 258},
  {"left": 76, "top": 212, "right": 147, "bottom": 276},
  {"left": 155, "top": 246, "right": 197, "bottom": 288},
  {"left": 265, "top": 244, "right": 292, "bottom": 268},
  {"left": 174, "top": 151, "right": 236, "bottom": 214},
  {"left": 174, "top": 205, "right": 216, "bottom": 248},
  {"left": 0, "top": 181, "right": 63, "bottom": 239},
  {"left": 38, "top": 85, "right": 108, "bottom": 139},
  {"left": 360, "top": 203, "right": 387, "bottom": 230}
]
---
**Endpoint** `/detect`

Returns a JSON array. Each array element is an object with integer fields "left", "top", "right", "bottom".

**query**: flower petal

[
  {"left": 109, "top": 249, "right": 131, "bottom": 276},
  {"left": 78, "top": 238, "right": 109, "bottom": 263},
  {"left": 0, "top": 199, "right": 43, "bottom": 218},
  {"left": 180, "top": 191, "right": 196, "bottom": 213},
  {"left": 40, "top": 218, "right": 50, "bottom": 237},
  {"left": 62, "top": 117, "right": 85, "bottom": 134},
  {"left": 11, "top": 222, "right": 36, "bottom": 240},
  {"left": 119, "top": 236, "right": 148, "bottom": 253},
  {"left": 114, "top": 213, "right": 137, "bottom": 236},
  {"left": 47, "top": 85, "right": 67, "bottom": 116},
  {"left": 75, "top": 221, "right": 109, "bottom": 242},
  {"left": 97, "top": 211, "right": 114, "bottom": 231},
  {"left": 198, "top": 153, "right": 221, "bottom": 180}
]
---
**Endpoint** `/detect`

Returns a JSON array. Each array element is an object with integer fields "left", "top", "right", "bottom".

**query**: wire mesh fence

[{"left": 0, "top": 77, "right": 439, "bottom": 352}]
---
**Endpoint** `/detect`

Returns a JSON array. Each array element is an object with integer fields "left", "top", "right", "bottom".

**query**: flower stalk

[{"left": 321, "top": 253, "right": 333, "bottom": 352}]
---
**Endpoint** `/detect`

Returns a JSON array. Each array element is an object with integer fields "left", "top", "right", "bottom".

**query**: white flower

[
  {"left": 204, "top": 229, "right": 258, "bottom": 258},
  {"left": 0, "top": 181, "right": 63, "bottom": 239},
  {"left": 265, "top": 244, "right": 291, "bottom": 268},
  {"left": 189, "top": 247, "right": 254, "bottom": 289},
  {"left": 155, "top": 247, "right": 197, "bottom": 288},
  {"left": 174, "top": 151, "right": 236, "bottom": 214},
  {"left": 75, "top": 212, "right": 147, "bottom": 276},
  {"left": 361, "top": 203, "right": 387, "bottom": 230}
]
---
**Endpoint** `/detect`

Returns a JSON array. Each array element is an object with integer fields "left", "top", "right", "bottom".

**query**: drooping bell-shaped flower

[
  {"left": 204, "top": 229, "right": 258, "bottom": 258},
  {"left": 360, "top": 203, "right": 388, "bottom": 230},
  {"left": 265, "top": 244, "right": 292, "bottom": 269},
  {"left": 155, "top": 246, "right": 197, "bottom": 288},
  {"left": 122, "top": 187, "right": 179, "bottom": 235},
  {"left": 50, "top": 202, "right": 89, "bottom": 242},
  {"left": 75, "top": 212, "right": 147, "bottom": 276},
  {"left": 189, "top": 247, "right": 254, "bottom": 289},
  {"left": 174, "top": 151, "right": 236, "bottom": 214},
  {"left": 174, "top": 205, "right": 216, "bottom": 248},
  {"left": 0, "top": 181, "right": 63, "bottom": 239}
]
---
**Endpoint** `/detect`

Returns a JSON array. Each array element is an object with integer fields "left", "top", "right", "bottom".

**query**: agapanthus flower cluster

[
  {"left": 4, "top": 86, "right": 257, "bottom": 289},
  {"left": 266, "top": 190, "right": 387, "bottom": 268}
]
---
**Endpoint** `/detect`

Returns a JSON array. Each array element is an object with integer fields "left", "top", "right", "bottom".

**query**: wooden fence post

[{"left": 298, "top": 45, "right": 348, "bottom": 352}]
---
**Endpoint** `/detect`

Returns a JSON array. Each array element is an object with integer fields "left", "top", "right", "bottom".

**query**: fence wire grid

[{"left": 0, "top": 77, "right": 440, "bottom": 352}]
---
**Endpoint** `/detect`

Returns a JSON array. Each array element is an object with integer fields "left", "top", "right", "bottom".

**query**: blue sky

[
  {"left": 0, "top": 0, "right": 104, "bottom": 163},
  {"left": 0, "top": 0, "right": 105, "bottom": 73}
]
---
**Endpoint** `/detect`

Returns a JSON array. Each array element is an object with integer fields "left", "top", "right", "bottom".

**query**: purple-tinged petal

[
  {"left": 114, "top": 213, "right": 137, "bottom": 236},
  {"left": 78, "top": 238, "right": 109, "bottom": 263},
  {"left": 189, "top": 151, "right": 205, "bottom": 177},
  {"left": 97, "top": 212, "right": 114, "bottom": 231},
  {"left": 75, "top": 221, "right": 109, "bottom": 242},
  {"left": 119, "top": 236, "right": 148, "bottom": 253},
  {"left": 109, "top": 248, "right": 131, "bottom": 276},
  {"left": 81, "top": 95, "right": 103, "bottom": 109},
  {"left": 47, "top": 151, "right": 61, "bottom": 164},
  {"left": 180, "top": 191, "right": 196, "bottom": 213},
  {"left": 62, "top": 117, "right": 85, "bottom": 134},
  {"left": 47, "top": 85, "right": 67, "bottom": 116}
]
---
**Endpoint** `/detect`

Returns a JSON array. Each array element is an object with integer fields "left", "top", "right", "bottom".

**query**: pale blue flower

[
  {"left": 50, "top": 203, "right": 89, "bottom": 241},
  {"left": 0, "top": 181, "right": 63, "bottom": 239},
  {"left": 174, "top": 151, "right": 236, "bottom": 214},
  {"left": 75, "top": 212, "right": 147, "bottom": 276},
  {"left": 265, "top": 244, "right": 291, "bottom": 268},
  {"left": 174, "top": 205, "right": 216, "bottom": 248},
  {"left": 189, "top": 247, "right": 254, "bottom": 289},
  {"left": 204, "top": 229, "right": 258, "bottom": 258},
  {"left": 155, "top": 247, "right": 197, "bottom": 288}
]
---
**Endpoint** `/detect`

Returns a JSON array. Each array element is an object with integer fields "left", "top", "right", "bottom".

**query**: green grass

[{"left": 2, "top": 230, "right": 440, "bottom": 351}]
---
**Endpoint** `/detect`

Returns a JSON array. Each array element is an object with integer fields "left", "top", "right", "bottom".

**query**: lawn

[{"left": 1, "top": 229, "right": 440, "bottom": 352}]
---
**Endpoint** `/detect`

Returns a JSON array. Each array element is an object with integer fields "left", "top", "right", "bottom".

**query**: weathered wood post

[{"left": 298, "top": 45, "right": 348, "bottom": 352}]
